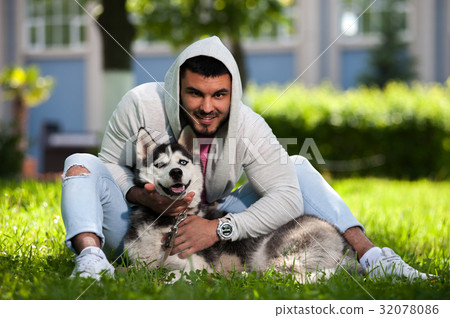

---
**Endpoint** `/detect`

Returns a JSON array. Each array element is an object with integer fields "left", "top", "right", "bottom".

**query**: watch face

[{"left": 221, "top": 223, "right": 233, "bottom": 238}]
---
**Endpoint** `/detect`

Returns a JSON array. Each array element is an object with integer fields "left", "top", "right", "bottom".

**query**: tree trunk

[
  {"left": 97, "top": 0, "right": 136, "bottom": 131},
  {"left": 97, "top": 0, "right": 135, "bottom": 70},
  {"left": 12, "top": 96, "right": 28, "bottom": 153},
  {"left": 230, "top": 39, "right": 248, "bottom": 89}
]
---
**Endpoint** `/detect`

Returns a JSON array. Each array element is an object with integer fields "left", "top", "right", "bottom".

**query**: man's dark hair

[{"left": 180, "top": 55, "right": 231, "bottom": 79}]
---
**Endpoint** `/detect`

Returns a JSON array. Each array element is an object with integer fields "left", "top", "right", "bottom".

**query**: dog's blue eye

[{"left": 179, "top": 160, "right": 188, "bottom": 166}]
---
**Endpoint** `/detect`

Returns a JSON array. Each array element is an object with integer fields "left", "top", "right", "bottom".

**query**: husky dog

[{"left": 124, "top": 128, "right": 364, "bottom": 282}]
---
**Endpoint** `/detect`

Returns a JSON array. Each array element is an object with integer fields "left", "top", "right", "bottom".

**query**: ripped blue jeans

[
  {"left": 61, "top": 154, "right": 363, "bottom": 259},
  {"left": 61, "top": 154, "right": 131, "bottom": 258}
]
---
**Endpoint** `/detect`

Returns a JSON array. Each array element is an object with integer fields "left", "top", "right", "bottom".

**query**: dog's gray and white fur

[{"left": 124, "top": 128, "right": 364, "bottom": 282}]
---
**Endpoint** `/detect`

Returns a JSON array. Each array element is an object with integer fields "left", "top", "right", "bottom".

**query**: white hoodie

[{"left": 99, "top": 36, "right": 303, "bottom": 240}]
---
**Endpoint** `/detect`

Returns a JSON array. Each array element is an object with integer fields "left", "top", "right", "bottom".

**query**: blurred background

[{"left": 0, "top": 0, "right": 449, "bottom": 180}]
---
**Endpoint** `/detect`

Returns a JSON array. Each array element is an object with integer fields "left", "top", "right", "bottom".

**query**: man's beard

[{"left": 183, "top": 110, "right": 229, "bottom": 137}]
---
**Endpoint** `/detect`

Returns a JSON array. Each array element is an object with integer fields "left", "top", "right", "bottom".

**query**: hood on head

[{"left": 164, "top": 36, "right": 243, "bottom": 140}]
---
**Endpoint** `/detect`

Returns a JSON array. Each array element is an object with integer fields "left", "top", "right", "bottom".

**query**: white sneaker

[
  {"left": 70, "top": 247, "right": 115, "bottom": 280},
  {"left": 367, "top": 247, "right": 429, "bottom": 280}
]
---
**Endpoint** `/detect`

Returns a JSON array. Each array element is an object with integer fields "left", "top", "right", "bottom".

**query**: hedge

[
  {"left": 0, "top": 123, "right": 23, "bottom": 178},
  {"left": 246, "top": 80, "right": 450, "bottom": 180}
]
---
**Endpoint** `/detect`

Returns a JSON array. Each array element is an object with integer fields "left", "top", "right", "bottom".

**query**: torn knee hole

[{"left": 65, "top": 165, "right": 90, "bottom": 177}]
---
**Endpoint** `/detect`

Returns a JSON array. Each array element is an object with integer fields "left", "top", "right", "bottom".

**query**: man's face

[{"left": 180, "top": 69, "right": 231, "bottom": 136}]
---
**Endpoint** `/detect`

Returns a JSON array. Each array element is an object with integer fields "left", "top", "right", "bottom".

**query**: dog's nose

[{"left": 169, "top": 168, "right": 183, "bottom": 179}]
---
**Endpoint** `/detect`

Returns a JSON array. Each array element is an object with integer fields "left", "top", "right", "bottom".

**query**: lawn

[{"left": 0, "top": 178, "right": 448, "bottom": 300}]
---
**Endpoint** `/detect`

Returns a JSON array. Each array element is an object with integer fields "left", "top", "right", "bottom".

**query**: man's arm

[
  {"left": 99, "top": 90, "right": 143, "bottom": 197},
  {"left": 226, "top": 115, "right": 304, "bottom": 240},
  {"left": 99, "top": 84, "right": 168, "bottom": 199}
]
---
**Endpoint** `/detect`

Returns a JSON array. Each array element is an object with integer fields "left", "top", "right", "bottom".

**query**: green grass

[{"left": 0, "top": 178, "right": 448, "bottom": 300}]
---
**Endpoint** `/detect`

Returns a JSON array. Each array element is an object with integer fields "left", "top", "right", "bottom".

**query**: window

[
  {"left": 340, "top": 0, "right": 410, "bottom": 37},
  {"left": 25, "top": 0, "right": 88, "bottom": 50}
]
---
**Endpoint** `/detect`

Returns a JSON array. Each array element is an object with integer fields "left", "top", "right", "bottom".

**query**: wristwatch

[{"left": 217, "top": 217, "right": 234, "bottom": 241}]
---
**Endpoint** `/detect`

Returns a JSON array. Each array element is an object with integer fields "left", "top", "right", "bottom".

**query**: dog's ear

[
  {"left": 136, "top": 128, "right": 156, "bottom": 164},
  {"left": 178, "top": 125, "right": 196, "bottom": 154}
]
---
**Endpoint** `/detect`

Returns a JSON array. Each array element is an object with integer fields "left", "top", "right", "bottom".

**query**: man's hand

[
  {"left": 165, "top": 215, "right": 220, "bottom": 258},
  {"left": 126, "top": 183, "right": 195, "bottom": 216}
]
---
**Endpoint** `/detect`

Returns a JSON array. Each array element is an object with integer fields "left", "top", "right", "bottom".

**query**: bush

[
  {"left": 246, "top": 80, "right": 450, "bottom": 179},
  {"left": 0, "top": 123, "right": 24, "bottom": 178}
]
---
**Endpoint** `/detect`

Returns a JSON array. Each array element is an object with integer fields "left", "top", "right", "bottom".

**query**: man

[{"left": 61, "top": 36, "right": 428, "bottom": 280}]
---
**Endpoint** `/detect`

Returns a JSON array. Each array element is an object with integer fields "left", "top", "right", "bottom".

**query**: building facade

[{"left": 1, "top": 0, "right": 449, "bottom": 173}]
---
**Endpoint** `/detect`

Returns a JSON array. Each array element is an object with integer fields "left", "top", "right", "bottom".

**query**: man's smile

[{"left": 195, "top": 112, "right": 218, "bottom": 124}]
